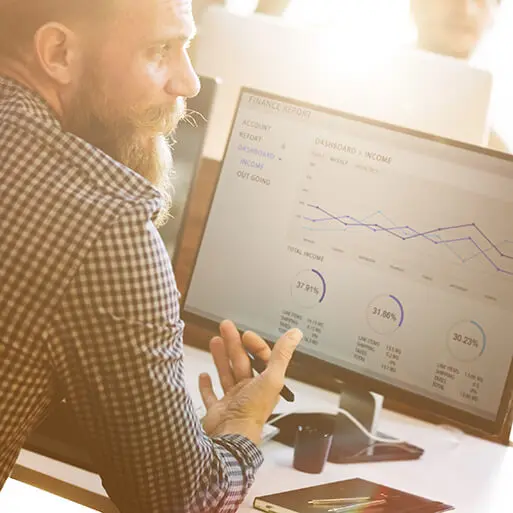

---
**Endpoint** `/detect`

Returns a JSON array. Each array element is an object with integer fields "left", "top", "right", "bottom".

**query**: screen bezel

[{"left": 178, "top": 86, "right": 513, "bottom": 438}]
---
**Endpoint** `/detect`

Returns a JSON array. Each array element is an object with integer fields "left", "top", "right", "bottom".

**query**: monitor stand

[
  {"left": 270, "top": 383, "right": 424, "bottom": 464},
  {"left": 329, "top": 384, "right": 394, "bottom": 462}
]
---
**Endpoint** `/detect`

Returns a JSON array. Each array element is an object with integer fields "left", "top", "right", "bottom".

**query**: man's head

[
  {"left": 0, "top": 0, "right": 200, "bottom": 225},
  {"left": 411, "top": 0, "right": 501, "bottom": 60}
]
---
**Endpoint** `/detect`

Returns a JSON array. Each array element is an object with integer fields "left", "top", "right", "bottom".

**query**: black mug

[{"left": 293, "top": 424, "right": 333, "bottom": 474}]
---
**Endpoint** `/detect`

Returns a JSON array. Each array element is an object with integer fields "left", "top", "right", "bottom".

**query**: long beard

[
  {"left": 63, "top": 78, "right": 184, "bottom": 227},
  {"left": 113, "top": 132, "right": 176, "bottom": 227}
]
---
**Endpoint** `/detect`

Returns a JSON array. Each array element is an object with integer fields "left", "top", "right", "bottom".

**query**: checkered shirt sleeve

[{"left": 44, "top": 200, "right": 263, "bottom": 512}]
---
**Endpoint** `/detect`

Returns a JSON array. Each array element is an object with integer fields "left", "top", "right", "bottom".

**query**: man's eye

[{"left": 150, "top": 44, "right": 172, "bottom": 59}]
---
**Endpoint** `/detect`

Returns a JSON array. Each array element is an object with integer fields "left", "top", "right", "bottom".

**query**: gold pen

[
  {"left": 308, "top": 497, "right": 371, "bottom": 505},
  {"left": 328, "top": 498, "right": 387, "bottom": 512}
]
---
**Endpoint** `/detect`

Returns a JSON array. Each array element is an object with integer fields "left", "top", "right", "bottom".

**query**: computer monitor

[{"left": 182, "top": 87, "right": 513, "bottom": 444}]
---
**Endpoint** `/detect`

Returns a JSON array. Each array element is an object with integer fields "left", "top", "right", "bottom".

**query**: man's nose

[{"left": 166, "top": 53, "right": 201, "bottom": 99}]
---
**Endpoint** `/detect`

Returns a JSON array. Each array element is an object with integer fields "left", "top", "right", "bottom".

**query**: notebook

[{"left": 253, "top": 478, "right": 454, "bottom": 513}]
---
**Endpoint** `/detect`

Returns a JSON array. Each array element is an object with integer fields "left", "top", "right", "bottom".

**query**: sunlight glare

[{"left": 287, "top": 0, "right": 415, "bottom": 77}]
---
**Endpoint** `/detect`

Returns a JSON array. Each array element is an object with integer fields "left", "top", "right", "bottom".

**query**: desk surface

[
  {"left": 12, "top": 345, "right": 513, "bottom": 512},
  {"left": 0, "top": 478, "right": 100, "bottom": 512}
]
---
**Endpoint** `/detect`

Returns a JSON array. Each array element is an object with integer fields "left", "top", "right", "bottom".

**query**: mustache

[{"left": 130, "top": 98, "right": 186, "bottom": 135}]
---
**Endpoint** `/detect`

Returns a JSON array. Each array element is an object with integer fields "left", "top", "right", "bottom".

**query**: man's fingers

[
  {"left": 265, "top": 328, "right": 302, "bottom": 380},
  {"left": 242, "top": 330, "right": 272, "bottom": 363},
  {"left": 220, "top": 319, "right": 252, "bottom": 382},
  {"left": 210, "top": 336, "right": 236, "bottom": 393},
  {"left": 199, "top": 373, "right": 218, "bottom": 409}
]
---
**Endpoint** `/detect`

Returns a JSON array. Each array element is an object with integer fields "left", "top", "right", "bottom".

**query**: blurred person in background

[{"left": 411, "top": 0, "right": 507, "bottom": 151}]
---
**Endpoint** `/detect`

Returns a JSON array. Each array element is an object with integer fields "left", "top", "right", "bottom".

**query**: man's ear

[{"left": 33, "top": 22, "right": 80, "bottom": 85}]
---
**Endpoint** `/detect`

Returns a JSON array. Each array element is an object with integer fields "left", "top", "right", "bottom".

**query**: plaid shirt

[{"left": 0, "top": 76, "right": 262, "bottom": 512}]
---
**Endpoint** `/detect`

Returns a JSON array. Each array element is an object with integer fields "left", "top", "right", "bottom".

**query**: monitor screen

[{"left": 184, "top": 88, "right": 513, "bottom": 434}]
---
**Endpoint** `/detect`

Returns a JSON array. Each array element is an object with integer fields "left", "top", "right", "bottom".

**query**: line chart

[{"left": 303, "top": 204, "right": 513, "bottom": 276}]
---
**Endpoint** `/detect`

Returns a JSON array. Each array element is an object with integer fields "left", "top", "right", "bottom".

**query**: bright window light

[{"left": 283, "top": 0, "right": 513, "bottom": 148}]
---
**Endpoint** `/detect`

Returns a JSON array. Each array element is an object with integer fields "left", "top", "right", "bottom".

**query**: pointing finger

[{"left": 265, "top": 328, "right": 303, "bottom": 380}]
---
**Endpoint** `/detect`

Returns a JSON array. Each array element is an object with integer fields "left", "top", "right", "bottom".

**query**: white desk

[
  {"left": 0, "top": 478, "right": 100, "bottom": 512},
  {"left": 12, "top": 346, "right": 513, "bottom": 512}
]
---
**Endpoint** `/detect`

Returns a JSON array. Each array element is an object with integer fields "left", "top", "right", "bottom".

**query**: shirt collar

[{"left": 0, "top": 74, "right": 61, "bottom": 129}]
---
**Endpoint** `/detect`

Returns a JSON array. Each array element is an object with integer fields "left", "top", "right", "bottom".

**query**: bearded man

[{"left": 0, "top": 1, "right": 302, "bottom": 512}]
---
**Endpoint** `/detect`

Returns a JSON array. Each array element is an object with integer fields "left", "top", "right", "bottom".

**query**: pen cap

[{"left": 293, "top": 424, "right": 333, "bottom": 474}]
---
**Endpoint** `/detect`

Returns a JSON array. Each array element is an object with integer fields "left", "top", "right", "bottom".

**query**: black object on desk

[
  {"left": 293, "top": 424, "right": 333, "bottom": 474},
  {"left": 253, "top": 477, "right": 454, "bottom": 513},
  {"left": 268, "top": 412, "right": 424, "bottom": 464}
]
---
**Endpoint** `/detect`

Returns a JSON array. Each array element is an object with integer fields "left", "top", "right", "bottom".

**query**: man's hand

[{"left": 198, "top": 320, "right": 302, "bottom": 445}]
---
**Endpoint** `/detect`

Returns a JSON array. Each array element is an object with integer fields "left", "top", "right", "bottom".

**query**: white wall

[{"left": 221, "top": 0, "right": 513, "bottom": 149}]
